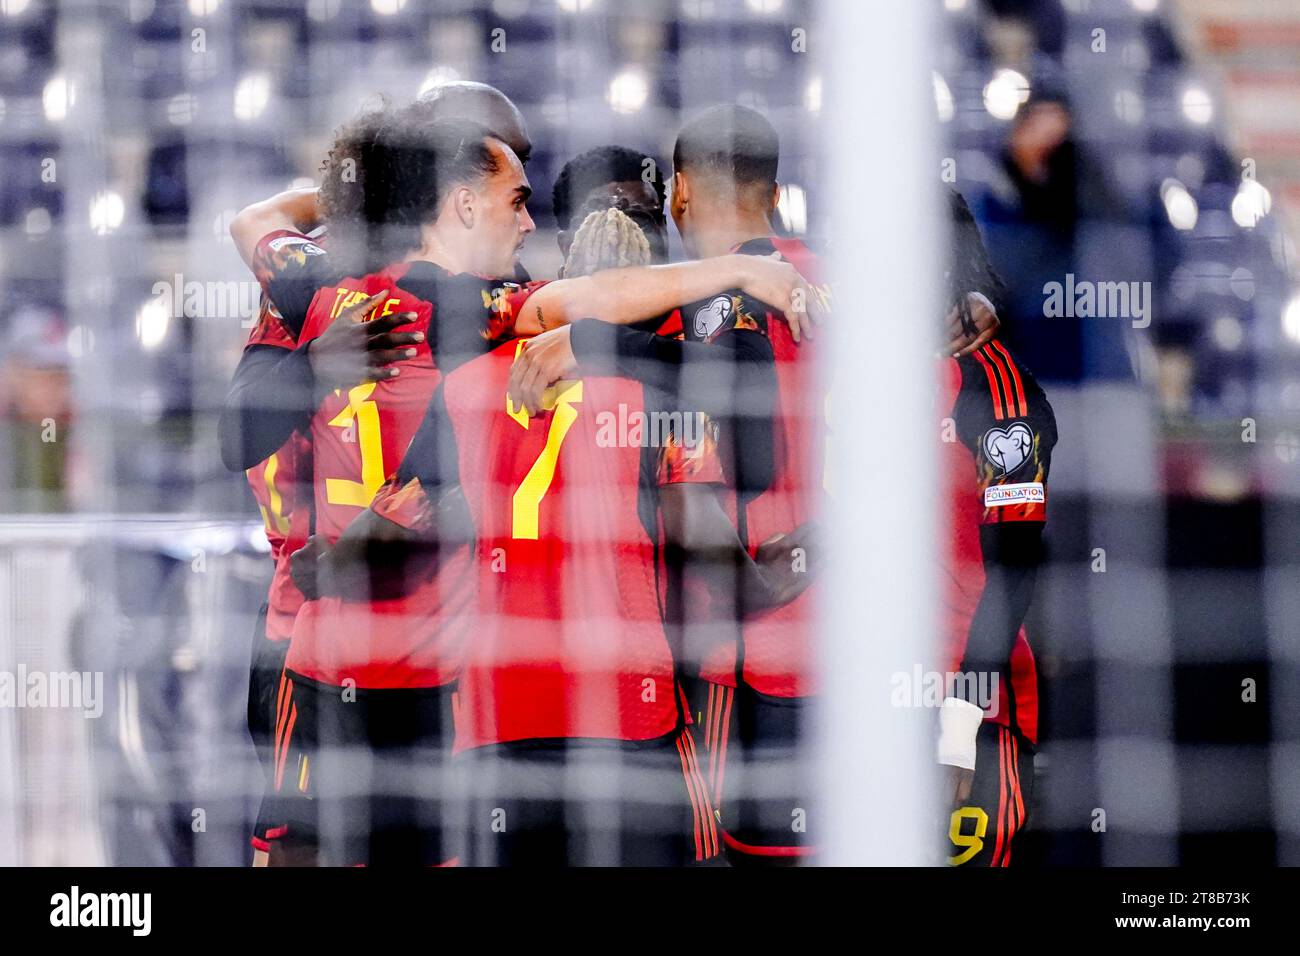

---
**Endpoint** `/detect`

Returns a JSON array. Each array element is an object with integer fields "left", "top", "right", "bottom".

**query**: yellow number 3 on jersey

[{"left": 325, "top": 382, "right": 386, "bottom": 508}]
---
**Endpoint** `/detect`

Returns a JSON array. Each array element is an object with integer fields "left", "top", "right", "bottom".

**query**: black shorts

[
  {"left": 278, "top": 670, "right": 457, "bottom": 867},
  {"left": 698, "top": 680, "right": 814, "bottom": 866},
  {"left": 946, "top": 722, "right": 1035, "bottom": 867},
  {"left": 458, "top": 727, "right": 720, "bottom": 867},
  {"left": 248, "top": 605, "right": 292, "bottom": 852}
]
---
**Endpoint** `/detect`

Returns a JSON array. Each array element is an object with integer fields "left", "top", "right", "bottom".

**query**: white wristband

[{"left": 936, "top": 696, "right": 985, "bottom": 771}]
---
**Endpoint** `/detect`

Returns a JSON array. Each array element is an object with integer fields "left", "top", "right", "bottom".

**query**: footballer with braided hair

[
  {"left": 553, "top": 144, "right": 669, "bottom": 265},
  {"left": 561, "top": 206, "right": 652, "bottom": 277}
]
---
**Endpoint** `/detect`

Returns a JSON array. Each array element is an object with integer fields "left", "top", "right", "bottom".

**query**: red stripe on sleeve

[
  {"left": 990, "top": 341, "right": 1027, "bottom": 417},
  {"left": 982, "top": 347, "right": 1017, "bottom": 421},
  {"left": 971, "top": 349, "right": 1005, "bottom": 420}
]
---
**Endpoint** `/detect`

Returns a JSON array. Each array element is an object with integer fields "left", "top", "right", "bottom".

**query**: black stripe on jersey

[
  {"left": 953, "top": 342, "right": 1057, "bottom": 456},
  {"left": 979, "top": 346, "right": 1012, "bottom": 420}
]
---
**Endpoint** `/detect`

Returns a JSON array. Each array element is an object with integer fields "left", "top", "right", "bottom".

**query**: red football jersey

[
  {"left": 244, "top": 430, "right": 312, "bottom": 642},
  {"left": 938, "top": 340, "right": 1056, "bottom": 744},
  {"left": 691, "top": 236, "right": 829, "bottom": 699},
  {"left": 432, "top": 340, "right": 725, "bottom": 751},
  {"left": 284, "top": 261, "right": 542, "bottom": 689},
  {"left": 242, "top": 293, "right": 313, "bottom": 642}
]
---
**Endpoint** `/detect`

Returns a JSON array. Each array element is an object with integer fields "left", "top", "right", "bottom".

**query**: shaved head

[
  {"left": 415, "top": 81, "right": 531, "bottom": 164},
  {"left": 673, "top": 104, "right": 779, "bottom": 209}
]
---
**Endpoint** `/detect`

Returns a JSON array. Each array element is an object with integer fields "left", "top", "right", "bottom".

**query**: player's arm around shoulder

[
  {"left": 514, "top": 253, "right": 820, "bottom": 338},
  {"left": 229, "top": 187, "right": 322, "bottom": 269}
]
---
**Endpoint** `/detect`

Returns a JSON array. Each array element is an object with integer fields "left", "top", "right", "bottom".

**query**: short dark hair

[
  {"left": 354, "top": 115, "right": 499, "bottom": 271},
  {"left": 673, "top": 104, "right": 779, "bottom": 192},
  {"left": 552, "top": 145, "right": 666, "bottom": 231}
]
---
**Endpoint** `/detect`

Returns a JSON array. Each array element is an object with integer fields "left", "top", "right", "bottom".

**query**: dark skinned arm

[
  {"left": 218, "top": 344, "right": 317, "bottom": 472},
  {"left": 954, "top": 522, "right": 1044, "bottom": 704},
  {"left": 659, "top": 483, "right": 816, "bottom": 618},
  {"left": 292, "top": 486, "right": 473, "bottom": 602}
]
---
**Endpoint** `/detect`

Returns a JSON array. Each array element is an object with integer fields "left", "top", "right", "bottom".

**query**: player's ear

[
  {"left": 768, "top": 182, "right": 781, "bottom": 216},
  {"left": 557, "top": 227, "right": 573, "bottom": 260},
  {"left": 671, "top": 171, "right": 689, "bottom": 214},
  {"left": 452, "top": 185, "right": 475, "bottom": 229}
]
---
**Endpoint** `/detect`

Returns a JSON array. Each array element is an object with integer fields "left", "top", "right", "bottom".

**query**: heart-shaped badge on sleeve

[
  {"left": 982, "top": 422, "right": 1033, "bottom": 476},
  {"left": 693, "top": 294, "right": 733, "bottom": 340}
]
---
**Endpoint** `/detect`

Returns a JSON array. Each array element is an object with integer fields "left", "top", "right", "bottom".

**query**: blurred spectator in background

[
  {"left": 966, "top": 89, "right": 1078, "bottom": 379},
  {"left": 0, "top": 304, "right": 72, "bottom": 512},
  {"left": 1000, "top": 92, "right": 1078, "bottom": 234},
  {"left": 968, "top": 84, "right": 1127, "bottom": 381},
  {"left": 992, "top": 87, "right": 1130, "bottom": 230},
  {"left": 982, "top": 0, "right": 1067, "bottom": 58}
]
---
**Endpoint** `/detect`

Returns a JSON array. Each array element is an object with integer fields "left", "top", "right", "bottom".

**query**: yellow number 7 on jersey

[{"left": 506, "top": 360, "right": 583, "bottom": 539}]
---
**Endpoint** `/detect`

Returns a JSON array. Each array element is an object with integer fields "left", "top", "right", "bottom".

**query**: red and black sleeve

[
  {"left": 570, "top": 318, "right": 776, "bottom": 498},
  {"left": 219, "top": 232, "right": 337, "bottom": 472},
  {"left": 953, "top": 343, "right": 1058, "bottom": 702},
  {"left": 249, "top": 230, "right": 335, "bottom": 338}
]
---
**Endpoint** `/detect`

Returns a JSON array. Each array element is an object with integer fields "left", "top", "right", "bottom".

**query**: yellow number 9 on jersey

[{"left": 947, "top": 805, "right": 989, "bottom": 866}]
